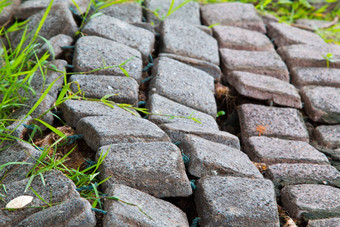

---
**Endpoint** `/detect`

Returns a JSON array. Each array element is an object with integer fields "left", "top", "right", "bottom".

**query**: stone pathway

[{"left": 2, "top": 0, "right": 340, "bottom": 226}]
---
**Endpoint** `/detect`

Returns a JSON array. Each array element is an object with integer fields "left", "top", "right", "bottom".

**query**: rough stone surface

[
  {"left": 145, "top": 0, "right": 201, "bottom": 25},
  {"left": 245, "top": 136, "right": 329, "bottom": 165},
  {"left": 0, "top": 142, "right": 41, "bottom": 184},
  {"left": 301, "top": 86, "right": 340, "bottom": 123},
  {"left": 147, "top": 94, "right": 219, "bottom": 129},
  {"left": 77, "top": 116, "right": 170, "bottom": 151},
  {"left": 97, "top": 142, "right": 192, "bottom": 198},
  {"left": 0, "top": 0, "right": 20, "bottom": 25},
  {"left": 16, "top": 198, "right": 96, "bottom": 227},
  {"left": 36, "top": 34, "right": 73, "bottom": 60},
  {"left": 201, "top": 2, "right": 266, "bottom": 33},
  {"left": 308, "top": 217, "right": 340, "bottom": 227},
  {"left": 314, "top": 125, "right": 340, "bottom": 148},
  {"left": 159, "top": 20, "right": 219, "bottom": 65},
  {"left": 60, "top": 100, "right": 140, "bottom": 128},
  {"left": 291, "top": 67, "right": 340, "bottom": 88},
  {"left": 213, "top": 25, "right": 274, "bottom": 51},
  {"left": 69, "top": 74, "right": 139, "bottom": 105},
  {"left": 0, "top": 170, "right": 79, "bottom": 226},
  {"left": 104, "top": 184, "right": 189, "bottom": 226},
  {"left": 10, "top": 4, "right": 78, "bottom": 48},
  {"left": 180, "top": 135, "right": 262, "bottom": 178},
  {"left": 149, "top": 57, "right": 217, "bottom": 117},
  {"left": 220, "top": 48, "right": 289, "bottom": 82},
  {"left": 158, "top": 53, "right": 221, "bottom": 81},
  {"left": 196, "top": 176, "right": 279, "bottom": 227},
  {"left": 82, "top": 15, "right": 155, "bottom": 62},
  {"left": 238, "top": 104, "right": 309, "bottom": 142},
  {"left": 160, "top": 122, "right": 240, "bottom": 149},
  {"left": 73, "top": 36, "right": 143, "bottom": 82},
  {"left": 278, "top": 44, "right": 340, "bottom": 69},
  {"left": 267, "top": 22, "right": 325, "bottom": 47},
  {"left": 281, "top": 184, "right": 340, "bottom": 220},
  {"left": 228, "top": 71, "right": 302, "bottom": 108},
  {"left": 265, "top": 163, "right": 340, "bottom": 188},
  {"left": 100, "top": 2, "right": 142, "bottom": 23},
  {"left": 14, "top": 0, "right": 91, "bottom": 19}
]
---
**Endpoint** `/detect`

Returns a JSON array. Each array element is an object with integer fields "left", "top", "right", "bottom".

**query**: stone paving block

[
  {"left": 0, "top": 0, "right": 20, "bottom": 25},
  {"left": 97, "top": 142, "right": 192, "bottom": 198},
  {"left": 103, "top": 184, "right": 189, "bottom": 226},
  {"left": 238, "top": 104, "right": 309, "bottom": 142},
  {"left": 77, "top": 116, "right": 170, "bottom": 151},
  {"left": 213, "top": 25, "right": 274, "bottom": 51},
  {"left": 82, "top": 15, "right": 155, "bottom": 62},
  {"left": 159, "top": 20, "right": 219, "bottom": 65},
  {"left": 60, "top": 100, "right": 140, "bottom": 128},
  {"left": 267, "top": 22, "right": 325, "bottom": 47},
  {"left": 149, "top": 57, "right": 217, "bottom": 117},
  {"left": 73, "top": 36, "right": 143, "bottom": 82},
  {"left": 0, "top": 142, "right": 41, "bottom": 184},
  {"left": 100, "top": 2, "right": 142, "bottom": 23},
  {"left": 220, "top": 48, "right": 289, "bottom": 82},
  {"left": 0, "top": 170, "right": 79, "bottom": 226},
  {"left": 201, "top": 2, "right": 266, "bottom": 33},
  {"left": 228, "top": 71, "right": 301, "bottom": 108},
  {"left": 160, "top": 122, "right": 240, "bottom": 150},
  {"left": 195, "top": 176, "right": 279, "bottom": 227},
  {"left": 37, "top": 34, "right": 73, "bottom": 60},
  {"left": 281, "top": 184, "right": 340, "bottom": 220},
  {"left": 278, "top": 44, "right": 340, "bottom": 69},
  {"left": 308, "top": 217, "right": 340, "bottom": 227},
  {"left": 158, "top": 53, "right": 221, "bottom": 81},
  {"left": 245, "top": 136, "right": 329, "bottom": 165},
  {"left": 147, "top": 94, "right": 218, "bottom": 129},
  {"left": 291, "top": 67, "right": 340, "bottom": 88},
  {"left": 4, "top": 115, "right": 33, "bottom": 141},
  {"left": 265, "top": 163, "right": 340, "bottom": 188},
  {"left": 145, "top": 0, "right": 200, "bottom": 25},
  {"left": 179, "top": 135, "right": 262, "bottom": 178},
  {"left": 16, "top": 198, "right": 96, "bottom": 227},
  {"left": 14, "top": 0, "right": 90, "bottom": 19},
  {"left": 10, "top": 4, "right": 78, "bottom": 48},
  {"left": 69, "top": 74, "right": 139, "bottom": 105},
  {"left": 301, "top": 86, "right": 340, "bottom": 123},
  {"left": 314, "top": 125, "right": 340, "bottom": 148}
]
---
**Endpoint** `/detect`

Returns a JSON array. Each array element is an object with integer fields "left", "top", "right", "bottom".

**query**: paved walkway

[{"left": 1, "top": 0, "right": 340, "bottom": 226}]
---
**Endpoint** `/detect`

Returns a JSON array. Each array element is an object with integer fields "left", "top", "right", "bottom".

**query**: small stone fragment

[
  {"left": 160, "top": 122, "right": 240, "bottom": 149},
  {"left": 291, "top": 67, "right": 340, "bottom": 88},
  {"left": 300, "top": 86, "right": 340, "bottom": 123},
  {"left": 100, "top": 2, "right": 142, "bottom": 23},
  {"left": 97, "top": 142, "right": 192, "bottom": 198},
  {"left": 195, "top": 176, "right": 279, "bottom": 226},
  {"left": 36, "top": 34, "right": 73, "bottom": 60},
  {"left": 267, "top": 22, "right": 325, "bottom": 47},
  {"left": 245, "top": 136, "right": 329, "bottom": 165},
  {"left": 213, "top": 25, "right": 274, "bottom": 51},
  {"left": 73, "top": 36, "right": 143, "bottom": 82},
  {"left": 201, "top": 2, "right": 266, "bottom": 33},
  {"left": 314, "top": 125, "right": 340, "bottom": 149},
  {"left": 60, "top": 100, "right": 139, "bottom": 128},
  {"left": 265, "top": 163, "right": 340, "bottom": 188},
  {"left": 281, "top": 184, "right": 340, "bottom": 220},
  {"left": 159, "top": 20, "right": 219, "bottom": 65},
  {"left": 82, "top": 15, "right": 155, "bottom": 62},
  {"left": 69, "top": 74, "right": 139, "bottom": 105},
  {"left": 238, "top": 104, "right": 309, "bottom": 142},
  {"left": 147, "top": 94, "right": 219, "bottom": 129},
  {"left": 227, "top": 71, "right": 301, "bottom": 108},
  {"left": 180, "top": 135, "right": 262, "bottom": 178},
  {"left": 103, "top": 184, "right": 189, "bottom": 226},
  {"left": 77, "top": 116, "right": 170, "bottom": 151},
  {"left": 220, "top": 48, "right": 289, "bottom": 82}
]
